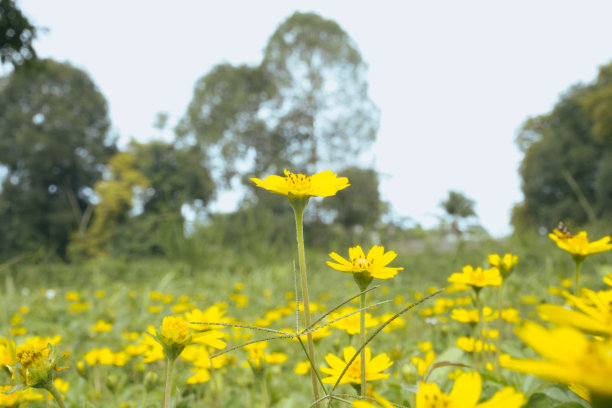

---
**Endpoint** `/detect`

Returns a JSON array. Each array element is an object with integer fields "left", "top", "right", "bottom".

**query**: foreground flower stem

[
  {"left": 43, "top": 381, "right": 67, "bottom": 408},
  {"left": 163, "top": 356, "right": 177, "bottom": 408},
  {"left": 291, "top": 197, "right": 320, "bottom": 407},
  {"left": 574, "top": 257, "right": 584, "bottom": 295},
  {"left": 359, "top": 292, "right": 367, "bottom": 396},
  {"left": 496, "top": 282, "right": 504, "bottom": 368}
]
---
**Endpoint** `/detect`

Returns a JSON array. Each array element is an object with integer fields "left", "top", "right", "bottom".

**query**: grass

[{"left": 0, "top": 230, "right": 611, "bottom": 407}]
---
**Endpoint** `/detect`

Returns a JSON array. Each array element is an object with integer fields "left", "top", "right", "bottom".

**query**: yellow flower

[
  {"left": 9, "top": 343, "right": 67, "bottom": 390},
  {"left": 549, "top": 230, "right": 612, "bottom": 259},
  {"left": 538, "top": 288, "right": 612, "bottom": 336},
  {"left": 251, "top": 169, "right": 349, "bottom": 198},
  {"left": 295, "top": 360, "right": 311, "bottom": 375},
  {"left": 448, "top": 265, "right": 502, "bottom": 288},
  {"left": 416, "top": 371, "right": 525, "bottom": 408},
  {"left": 501, "top": 321, "right": 612, "bottom": 397},
  {"left": 412, "top": 350, "right": 435, "bottom": 376},
  {"left": 328, "top": 307, "right": 379, "bottom": 335},
  {"left": 91, "top": 320, "right": 113, "bottom": 333},
  {"left": 243, "top": 342, "right": 288, "bottom": 370},
  {"left": 450, "top": 308, "right": 480, "bottom": 323},
  {"left": 488, "top": 253, "right": 518, "bottom": 278},
  {"left": 320, "top": 346, "right": 393, "bottom": 385},
  {"left": 352, "top": 389, "right": 395, "bottom": 408},
  {"left": 327, "top": 245, "right": 403, "bottom": 280},
  {"left": 456, "top": 336, "right": 496, "bottom": 353}
]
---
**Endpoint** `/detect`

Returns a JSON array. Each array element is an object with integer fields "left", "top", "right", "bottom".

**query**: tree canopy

[
  {"left": 512, "top": 60, "right": 612, "bottom": 232},
  {"left": 0, "top": 0, "right": 36, "bottom": 67},
  {"left": 0, "top": 59, "right": 116, "bottom": 257},
  {"left": 178, "top": 11, "right": 379, "bottom": 185}
]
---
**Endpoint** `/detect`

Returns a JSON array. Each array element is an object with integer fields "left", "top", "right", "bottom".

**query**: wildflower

[
  {"left": 538, "top": 288, "right": 612, "bottom": 336},
  {"left": 548, "top": 230, "right": 612, "bottom": 260},
  {"left": 185, "top": 304, "right": 230, "bottom": 332},
  {"left": 251, "top": 169, "right": 349, "bottom": 199},
  {"left": 501, "top": 321, "right": 612, "bottom": 398},
  {"left": 381, "top": 313, "right": 406, "bottom": 332},
  {"left": 243, "top": 342, "right": 288, "bottom": 370},
  {"left": 416, "top": 371, "right": 525, "bottom": 408},
  {"left": 456, "top": 337, "right": 496, "bottom": 353},
  {"left": 327, "top": 245, "right": 403, "bottom": 283},
  {"left": 8, "top": 343, "right": 67, "bottom": 395},
  {"left": 412, "top": 350, "right": 435, "bottom": 376},
  {"left": 68, "top": 302, "right": 90, "bottom": 312},
  {"left": 328, "top": 307, "right": 379, "bottom": 335},
  {"left": 91, "top": 320, "right": 113, "bottom": 333},
  {"left": 448, "top": 265, "right": 502, "bottom": 289},
  {"left": 295, "top": 360, "right": 311, "bottom": 375},
  {"left": 320, "top": 346, "right": 393, "bottom": 385},
  {"left": 488, "top": 253, "right": 518, "bottom": 279}
]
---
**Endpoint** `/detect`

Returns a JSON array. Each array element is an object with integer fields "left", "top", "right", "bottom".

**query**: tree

[
  {"left": 0, "top": 0, "right": 36, "bottom": 67},
  {"left": 512, "top": 82, "right": 610, "bottom": 232},
  {"left": 440, "top": 190, "right": 476, "bottom": 239},
  {"left": 0, "top": 59, "right": 116, "bottom": 258},
  {"left": 261, "top": 12, "right": 379, "bottom": 173},
  {"left": 129, "top": 140, "right": 216, "bottom": 215},
  {"left": 178, "top": 12, "right": 379, "bottom": 185}
]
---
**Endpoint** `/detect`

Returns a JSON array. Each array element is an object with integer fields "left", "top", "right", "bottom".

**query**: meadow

[{"left": 1, "top": 213, "right": 611, "bottom": 408}]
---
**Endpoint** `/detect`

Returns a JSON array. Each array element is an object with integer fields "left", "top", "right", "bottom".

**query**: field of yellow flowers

[{"left": 1, "top": 169, "right": 612, "bottom": 408}]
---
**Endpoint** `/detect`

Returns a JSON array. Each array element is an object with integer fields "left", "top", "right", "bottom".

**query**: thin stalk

[
  {"left": 163, "top": 356, "right": 176, "bottom": 408},
  {"left": 359, "top": 292, "right": 366, "bottom": 397},
  {"left": 574, "top": 258, "right": 583, "bottom": 296},
  {"left": 44, "top": 380, "right": 67, "bottom": 408},
  {"left": 496, "top": 282, "right": 504, "bottom": 368},
  {"left": 293, "top": 204, "right": 320, "bottom": 407}
]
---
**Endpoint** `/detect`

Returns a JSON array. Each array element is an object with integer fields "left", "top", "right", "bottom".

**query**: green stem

[
  {"left": 292, "top": 201, "right": 320, "bottom": 407},
  {"left": 496, "top": 282, "right": 504, "bottom": 368},
  {"left": 574, "top": 258, "right": 583, "bottom": 296},
  {"left": 359, "top": 292, "right": 367, "bottom": 397},
  {"left": 44, "top": 380, "right": 67, "bottom": 408},
  {"left": 163, "top": 356, "right": 176, "bottom": 408}
]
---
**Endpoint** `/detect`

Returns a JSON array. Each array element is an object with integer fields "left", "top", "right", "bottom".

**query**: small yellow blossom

[
  {"left": 549, "top": 229, "right": 612, "bottom": 259},
  {"left": 320, "top": 346, "right": 393, "bottom": 385},
  {"left": 68, "top": 302, "right": 90, "bottom": 312},
  {"left": 251, "top": 169, "right": 349, "bottom": 198},
  {"left": 327, "top": 245, "right": 403, "bottom": 280},
  {"left": 328, "top": 307, "right": 379, "bottom": 335},
  {"left": 295, "top": 360, "right": 311, "bottom": 375},
  {"left": 488, "top": 253, "right": 518, "bottom": 278},
  {"left": 65, "top": 292, "right": 80, "bottom": 302},
  {"left": 448, "top": 265, "right": 502, "bottom": 289},
  {"left": 91, "top": 320, "right": 113, "bottom": 333},
  {"left": 412, "top": 350, "right": 435, "bottom": 377}
]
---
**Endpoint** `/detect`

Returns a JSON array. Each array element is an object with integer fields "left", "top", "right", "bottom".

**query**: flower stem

[
  {"left": 359, "top": 291, "right": 367, "bottom": 397},
  {"left": 292, "top": 200, "right": 320, "bottom": 407},
  {"left": 574, "top": 258, "right": 583, "bottom": 296},
  {"left": 44, "top": 380, "right": 67, "bottom": 408},
  {"left": 163, "top": 356, "right": 176, "bottom": 408},
  {"left": 496, "top": 282, "right": 504, "bottom": 368}
]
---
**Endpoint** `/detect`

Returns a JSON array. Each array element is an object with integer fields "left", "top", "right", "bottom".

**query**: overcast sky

[{"left": 16, "top": 0, "right": 612, "bottom": 236}]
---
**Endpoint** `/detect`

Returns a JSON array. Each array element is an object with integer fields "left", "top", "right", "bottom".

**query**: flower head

[
  {"left": 8, "top": 343, "right": 67, "bottom": 391},
  {"left": 320, "top": 346, "right": 393, "bottom": 385},
  {"left": 549, "top": 229, "right": 612, "bottom": 260},
  {"left": 416, "top": 371, "right": 525, "bottom": 408},
  {"left": 251, "top": 169, "right": 349, "bottom": 199},
  {"left": 327, "top": 245, "right": 403, "bottom": 282},
  {"left": 501, "top": 321, "right": 612, "bottom": 397},
  {"left": 487, "top": 253, "right": 518, "bottom": 279},
  {"left": 152, "top": 315, "right": 226, "bottom": 361},
  {"left": 448, "top": 265, "right": 502, "bottom": 289}
]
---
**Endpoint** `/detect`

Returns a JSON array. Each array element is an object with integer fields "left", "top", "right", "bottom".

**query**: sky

[{"left": 15, "top": 0, "right": 612, "bottom": 236}]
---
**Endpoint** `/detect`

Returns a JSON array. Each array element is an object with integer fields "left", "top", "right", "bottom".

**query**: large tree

[
  {"left": 178, "top": 12, "right": 379, "bottom": 185},
  {"left": 0, "top": 59, "right": 116, "bottom": 257},
  {"left": 512, "top": 75, "right": 612, "bottom": 232},
  {"left": 0, "top": 0, "right": 36, "bottom": 67}
]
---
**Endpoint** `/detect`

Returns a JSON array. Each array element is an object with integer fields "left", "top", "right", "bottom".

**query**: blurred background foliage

[{"left": 1, "top": 2, "right": 612, "bottom": 268}]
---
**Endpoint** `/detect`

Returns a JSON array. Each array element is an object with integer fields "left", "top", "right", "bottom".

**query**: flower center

[
  {"left": 346, "top": 357, "right": 362, "bottom": 380},
  {"left": 353, "top": 256, "right": 370, "bottom": 271},
  {"left": 284, "top": 170, "right": 311, "bottom": 193}
]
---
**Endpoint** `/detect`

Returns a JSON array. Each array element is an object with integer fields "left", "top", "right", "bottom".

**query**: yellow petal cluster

[
  {"left": 501, "top": 322, "right": 612, "bottom": 396},
  {"left": 320, "top": 346, "right": 392, "bottom": 385},
  {"left": 448, "top": 265, "right": 502, "bottom": 288},
  {"left": 416, "top": 371, "right": 525, "bottom": 408},
  {"left": 250, "top": 169, "right": 349, "bottom": 198},
  {"left": 548, "top": 230, "right": 612, "bottom": 259},
  {"left": 327, "top": 245, "right": 403, "bottom": 279}
]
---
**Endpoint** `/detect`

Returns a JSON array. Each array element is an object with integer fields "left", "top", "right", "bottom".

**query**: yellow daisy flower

[
  {"left": 320, "top": 346, "right": 393, "bottom": 385},
  {"left": 416, "top": 371, "right": 525, "bottom": 408},
  {"left": 250, "top": 169, "right": 349, "bottom": 198},
  {"left": 327, "top": 245, "right": 404, "bottom": 280},
  {"left": 487, "top": 253, "right": 518, "bottom": 278},
  {"left": 501, "top": 321, "right": 612, "bottom": 397},
  {"left": 448, "top": 265, "right": 502, "bottom": 289},
  {"left": 548, "top": 230, "right": 612, "bottom": 259}
]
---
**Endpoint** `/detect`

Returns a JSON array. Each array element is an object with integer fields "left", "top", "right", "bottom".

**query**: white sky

[{"left": 16, "top": 0, "right": 612, "bottom": 236}]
